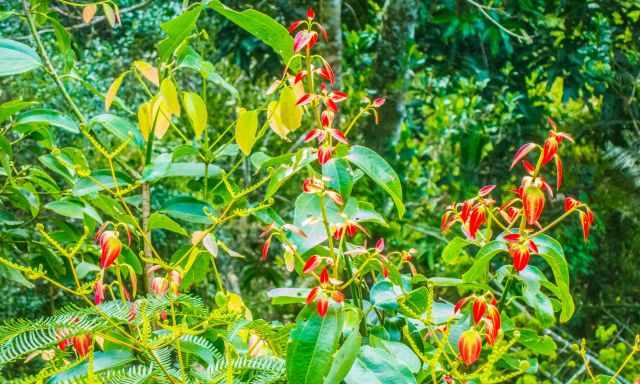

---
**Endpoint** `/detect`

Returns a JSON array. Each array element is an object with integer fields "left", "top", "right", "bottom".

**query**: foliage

[{"left": 0, "top": 1, "right": 638, "bottom": 383}]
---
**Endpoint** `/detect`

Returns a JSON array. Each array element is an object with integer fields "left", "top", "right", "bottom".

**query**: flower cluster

[{"left": 455, "top": 293, "right": 502, "bottom": 365}]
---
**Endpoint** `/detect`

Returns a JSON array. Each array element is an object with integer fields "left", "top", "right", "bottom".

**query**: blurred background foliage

[{"left": 1, "top": 0, "right": 639, "bottom": 380}]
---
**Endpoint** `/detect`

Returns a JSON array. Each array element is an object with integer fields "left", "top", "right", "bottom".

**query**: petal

[
  {"left": 329, "top": 129, "right": 348, "bottom": 144},
  {"left": 478, "top": 185, "right": 496, "bottom": 197},
  {"left": 288, "top": 20, "right": 303, "bottom": 33},
  {"left": 510, "top": 143, "right": 537, "bottom": 170},
  {"left": 306, "top": 7, "right": 315, "bottom": 19},
  {"left": 373, "top": 97, "right": 386, "bottom": 107},
  {"left": 296, "top": 94, "right": 313, "bottom": 106},
  {"left": 303, "top": 255, "right": 320, "bottom": 274},
  {"left": 329, "top": 91, "right": 348, "bottom": 102},
  {"left": 555, "top": 155, "right": 563, "bottom": 191},
  {"left": 303, "top": 129, "right": 322, "bottom": 143},
  {"left": 293, "top": 31, "right": 312, "bottom": 52}
]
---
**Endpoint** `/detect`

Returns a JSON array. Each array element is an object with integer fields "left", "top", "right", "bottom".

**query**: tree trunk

[
  {"left": 367, "top": 0, "right": 418, "bottom": 153},
  {"left": 319, "top": 0, "right": 342, "bottom": 86}
]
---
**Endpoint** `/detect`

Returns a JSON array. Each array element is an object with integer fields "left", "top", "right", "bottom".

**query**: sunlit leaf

[
  {"left": 182, "top": 92, "right": 207, "bottom": 138},
  {"left": 235, "top": 108, "right": 258, "bottom": 156}
]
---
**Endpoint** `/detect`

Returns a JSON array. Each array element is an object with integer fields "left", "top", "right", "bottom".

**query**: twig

[{"left": 464, "top": 0, "right": 532, "bottom": 44}]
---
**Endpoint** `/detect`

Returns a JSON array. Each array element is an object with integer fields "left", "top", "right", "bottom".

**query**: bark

[
  {"left": 367, "top": 0, "right": 418, "bottom": 153},
  {"left": 319, "top": 0, "right": 343, "bottom": 86}
]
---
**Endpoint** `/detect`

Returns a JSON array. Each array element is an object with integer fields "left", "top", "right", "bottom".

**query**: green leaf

[
  {"left": 287, "top": 305, "right": 343, "bottom": 384},
  {"left": 72, "top": 170, "right": 132, "bottom": 196},
  {"left": 161, "top": 196, "right": 213, "bottom": 224},
  {"left": 442, "top": 236, "right": 471, "bottom": 264},
  {"left": 324, "top": 331, "right": 362, "bottom": 384},
  {"left": 45, "top": 198, "right": 101, "bottom": 223},
  {"left": 142, "top": 154, "right": 222, "bottom": 182},
  {"left": 517, "top": 329, "right": 557, "bottom": 356},
  {"left": 346, "top": 145, "right": 404, "bottom": 217},
  {"left": 533, "top": 234, "right": 574, "bottom": 322},
  {"left": 182, "top": 92, "right": 207, "bottom": 138},
  {"left": 148, "top": 212, "right": 188, "bottom": 236},
  {"left": 49, "top": 349, "right": 134, "bottom": 383},
  {"left": 236, "top": 108, "right": 258, "bottom": 156},
  {"left": 370, "top": 280, "right": 400, "bottom": 311},
  {"left": 157, "top": 5, "right": 203, "bottom": 62},
  {"left": 177, "top": 46, "right": 239, "bottom": 98},
  {"left": 267, "top": 287, "right": 311, "bottom": 305},
  {"left": 369, "top": 336, "right": 420, "bottom": 373},
  {"left": 0, "top": 99, "right": 38, "bottom": 124},
  {"left": 15, "top": 109, "right": 79, "bottom": 134},
  {"left": 323, "top": 158, "right": 353, "bottom": 202},
  {"left": 76, "top": 261, "right": 101, "bottom": 279},
  {"left": 209, "top": 0, "right": 294, "bottom": 65},
  {"left": 90, "top": 114, "right": 144, "bottom": 148},
  {"left": 120, "top": 246, "right": 143, "bottom": 275},
  {"left": 345, "top": 345, "right": 416, "bottom": 384},
  {"left": 462, "top": 240, "right": 508, "bottom": 283},
  {"left": 0, "top": 39, "right": 42, "bottom": 76}
]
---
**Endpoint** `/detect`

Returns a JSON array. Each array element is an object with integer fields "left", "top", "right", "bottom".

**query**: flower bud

[
  {"left": 472, "top": 297, "right": 487, "bottom": 324},
  {"left": 98, "top": 230, "right": 122, "bottom": 269},
  {"left": 523, "top": 185, "right": 545, "bottom": 225},
  {"left": 458, "top": 329, "right": 482, "bottom": 365},
  {"left": 150, "top": 276, "right": 169, "bottom": 296},
  {"left": 508, "top": 242, "right": 531, "bottom": 272},
  {"left": 72, "top": 334, "right": 92, "bottom": 357}
]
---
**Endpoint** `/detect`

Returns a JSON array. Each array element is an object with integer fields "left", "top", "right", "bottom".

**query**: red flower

[
  {"left": 580, "top": 208, "right": 595, "bottom": 241},
  {"left": 72, "top": 334, "right": 92, "bottom": 357},
  {"left": 454, "top": 297, "right": 468, "bottom": 314},
  {"left": 467, "top": 207, "right": 486, "bottom": 239},
  {"left": 293, "top": 31, "right": 316, "bottom": 53},
  {"left": 306, "top": 7, "right": 315, "bottom": 19},
  {"left": 542, "top": 136, "right": 559, "bottom": 165},
  {"left": 94, "top": 278, "right": 105, "bottom": 305},
  {"left": 288, "top": 20, "right": 303, "bottom": 33},
  {"left": 303, "top": 128, "right": 324, "bottom": 143},
  {"left": 486, "top": 304, "right": 501, "bottom": 337},
  {"left": 317, "top": 297, "right": 329, "bottom": 317},
  {"left": 554, "top": 155, "right": 563, "bottom": 190},
  {"left": 97, "top": 230, "right": 122, "bottom": 269},
  {"left": 375, "top": 238, "right": 385, "bottom": 253},
  {"left": 332, "top": 290, "right": 344, "bottom": 303},
  {"left": 150, "top": 276, "right": 168, "bottom": 296},
  {"left": 296, "top": 93, "right": 313, "bottom": 106},
  {"left": 458, "top": 329, "right": 482, "bottom": 365},
  {"left": 508, "top": 241, "right": 531, "bottom": 272},
  {"left": 373, "top": 97, "right": 386, "bottom": 107},
  {"left": 319, "top": 267, "right": 329, "bottom": 285},
  {"left": 319, "top": 62, "right": 335, "bottom": 85},
  {"left": 523, "top": 185, "right": 545, "bottom": 225},
  {"left": 472, "top": 297, "right": 487, "bottom": 324},
  {"left": 564, "top": 197, "right": 579, "bottom": 211},
  {"left": 318, "top": 146, "right": 332, "bottom": 164}
]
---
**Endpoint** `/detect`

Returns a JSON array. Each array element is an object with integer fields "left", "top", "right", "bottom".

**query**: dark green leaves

[
  {"left": 161, "top": 196, "right": 213, "bottom": 224},
  {"left": 345, "top": 345, "right": 416, "bottom": 384},
  {"left": 0, "top": 39, "right": 41, "bottom": 76},
  {"left": 287, "top": 305, "right": 343, "bottom": 384},
  {"left": 347, "top": 145, "right": 405, "bottom": 217},
  {"left": 15, "top": 109, "right": 79, "bottom": 134},
  {"left": 209, "top": 0, "right": 294, "bottom": 65},
  {"left": 157, "top": 5, "right": 203, "bottom": 62}
]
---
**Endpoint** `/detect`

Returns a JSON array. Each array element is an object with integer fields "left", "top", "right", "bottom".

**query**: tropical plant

[{"left": 0, "top": 1, "right": 638, "bottom": 383}]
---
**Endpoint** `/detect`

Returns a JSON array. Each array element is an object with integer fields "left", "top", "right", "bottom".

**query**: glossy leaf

[
  {"left": 267, "top": 288, "right": 311, "bottom": 305},
  {"left": 157, "top": 5, "right": 203, "bottom": 62},
  {"left": 0, "top": 39, "right": 41, "bottom": 76},
  {"left": 15, "top": 109, "right": 79, "bottom": 134},
  {"left": 442, "top": 236, "right": 472, "bottom": 264},
  {"left": 347, "top": 145, "right": 405, "bottom": 217},
  {"left": 345, "top": 345, "right": 416, "bottom": 384},
  {"left": 287, "top": 305, "right": 343, "bottom": 384},
  {"left": 533, "top": 234, "right": 574, "bottom": 322},
  {"left": 235, "top": 108, "right": 258, "bottom": 156},
  {"left": 161, "top": 196, "right": 214, "bottom": 224},
  {"left": 462, "top": 240, "right": 508, "bottom": 283},
  {"left": 324, "top": 331, "right": 362, "bottom": 384},
  {"left": 209, "top": 0, "right": 294, "bottom": 65},
  {"left": 90, "top": 113, "right": 144, "bottom": 147},
  {"left": 149, "top": 212, "right": 188, "bottom": 236},
  {"left": 323, "top": 158, "right": 353, "bottom": 202},
  {"left": 182, "top": 91, "right": 207, "bottom": 138}
]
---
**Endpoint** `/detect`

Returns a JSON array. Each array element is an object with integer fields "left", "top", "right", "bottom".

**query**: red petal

[
  {"left": 317, "top": 23, "right": 329, "bottom": 41},
  {"left": 317, "top": 298, "right": 328, "bottom": 317},
  {"left": 326, "top": 98, "right": 338, "bottom": 112},
  {"left": 542, "top": 137, "right": 558, "bottom": 165},
  {"left": 319, "top": 267, "right": 329, "bottom": 284},
  {"left": 555, "top": 155, "right": 563, "bottom": 191},
  {"left": 522, "top": 160, "right": 535, "bottom": 175},
  {"left": 293, "top": 31, "right": 312, "bottom": 52},
  {"left": 318, "top": 147, "right": 332, "bottom": 164},
  {"left": 472, "top": 298, "right": 487, "bottom": 324},
  {"left": 306, "top": 287, "right": 319, "bottom": 304},
  {"left": 261, "top": 237, "right": 271, "bottom": 261},
  {"left": 373, "top": 97, "right": 385, "bottom": 107},
  {"left": 564, "top": 197, "right": 579, "bottom": 212},
  {"left": 288, "top": 20, "right": 303, "bottom": 33},
  {"left": 547, "top": 116, "right": 558, "bottom": 131},
  {"left": 503, "top": 233, "right": 521, "bottom": 242},
  {"left": 303, "top": 129, "right": 322, "bottom": 143},
  {"left": 294, "top": 70, "right": 307, "bottom": 84},
  {"left": 375, "top": 238, "right": 385, "bottom": 253},
  {"left": 510, "top": 143, "right": 537, "bottom": 170},
  {"left": 296, "top": 94, "right": 312, "bottom": 106},
  {"left": 478, "top": 185, "right": 496, "bottom": 197},
  {"left": 329, "top": 91, "right": 348, "bottom": 102},
  {"left": 528, "top": 239, "right": 539, "bottom": 253},
  {"left": 306, "top": 7, "right": 315, "bottom": 19},
  {"left": 326, "top": 191, "right": 344, "bottom": 206},
  {"left": 330, "top": 129, "right": 348, "bottom": 144},
  {"left": 303, "top": 255, "right": 320, "bottom": 274}
]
